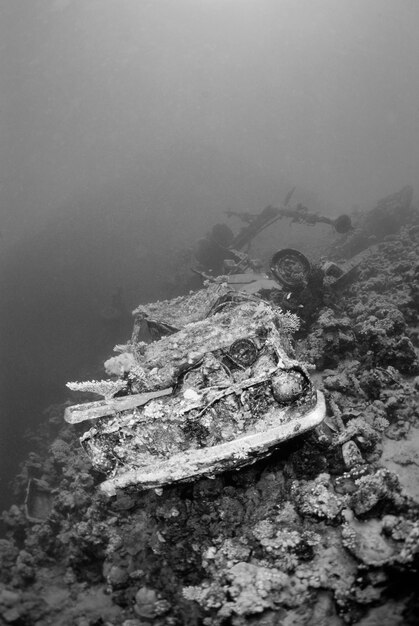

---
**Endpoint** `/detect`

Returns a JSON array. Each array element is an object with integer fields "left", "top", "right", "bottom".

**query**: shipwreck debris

[
  {"left": 24, "top": 479, "right": 52, "bottom": 523},
  {"left": 65, "top": 293, "right": 326, "bottom": 493},
  {"left": 64, "top": 388, "right": 173, "bottom": 424}
]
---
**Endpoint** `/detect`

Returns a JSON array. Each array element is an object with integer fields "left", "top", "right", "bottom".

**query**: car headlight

[
  {"left": 271, "top": 369, "right": 307, "bottom": 404},
  {"left": 228, "top": 338, "right": 258, "bottom": 367}
]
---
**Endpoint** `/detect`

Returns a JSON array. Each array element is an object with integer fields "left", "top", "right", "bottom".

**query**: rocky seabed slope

[{"left": 1, "top": 228, "right": 419, "bottom": 626}]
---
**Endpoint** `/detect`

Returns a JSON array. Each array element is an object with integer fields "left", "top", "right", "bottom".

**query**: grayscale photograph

[{"left": 0, "top": 1, "right": 418, "bottom": 624}]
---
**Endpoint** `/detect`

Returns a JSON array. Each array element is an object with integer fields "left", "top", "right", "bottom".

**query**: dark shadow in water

[{"left": 0, "top": 187, "right": 184, "bottom": 513}]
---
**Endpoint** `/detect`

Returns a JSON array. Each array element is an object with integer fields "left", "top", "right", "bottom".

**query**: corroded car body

[{"left": 65, "top": 286, "right": 325, "bottom": 495}]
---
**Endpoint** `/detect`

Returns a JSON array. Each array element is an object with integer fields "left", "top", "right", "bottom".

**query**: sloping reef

[{"left": 1, "top": 226, "right": 419, "bottom": 626}]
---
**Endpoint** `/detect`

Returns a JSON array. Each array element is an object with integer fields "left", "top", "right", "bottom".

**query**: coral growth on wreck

[{"left": 1, "top": 219, "right": 419, "bottom": 626}]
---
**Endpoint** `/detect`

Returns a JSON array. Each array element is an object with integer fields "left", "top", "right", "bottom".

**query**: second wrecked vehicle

[{"left": 65, "top": 284, "right": 325, "bottom": 495}]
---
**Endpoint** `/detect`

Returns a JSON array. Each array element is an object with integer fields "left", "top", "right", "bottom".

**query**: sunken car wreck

[{"left": 65, "top": 286, "right": 325, "bottom": 495}]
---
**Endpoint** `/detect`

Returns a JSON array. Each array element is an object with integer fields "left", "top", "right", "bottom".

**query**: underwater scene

[{"left": 1, "top": 1, "right": 419, "bottom": 625}]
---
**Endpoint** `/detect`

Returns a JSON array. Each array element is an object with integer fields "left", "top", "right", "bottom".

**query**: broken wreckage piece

[{"left": 65, "top": 291, "right": 326, "bottom": 495}]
